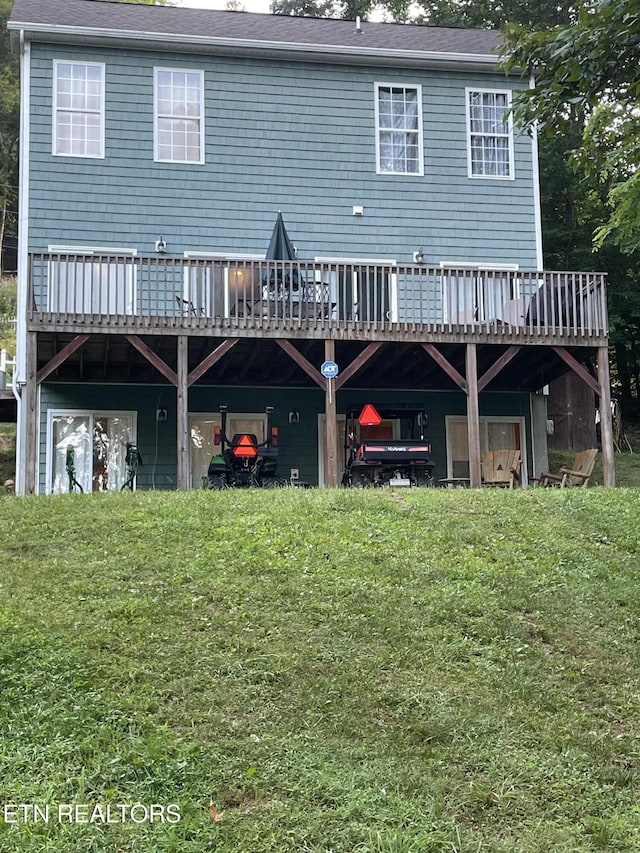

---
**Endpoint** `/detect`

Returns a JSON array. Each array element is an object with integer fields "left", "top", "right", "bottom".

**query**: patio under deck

[{"left": 22, "top": 255, "right": 615, "bottom": 490}]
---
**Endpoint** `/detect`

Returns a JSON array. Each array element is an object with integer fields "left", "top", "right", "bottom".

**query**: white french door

[
  {"left": 189, "top": 412, "right": 267, "bottom": 489},
  {"left": 47, "top": 411, "right": 136, "bottom": 494}
]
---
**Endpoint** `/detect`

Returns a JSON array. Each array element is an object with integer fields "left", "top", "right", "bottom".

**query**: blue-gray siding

[
  {"left": 38, "top": 382, "right": 533, "bottom": 492},
  {"left": 28, "top": 45, "right": 538, "bottom": 268}
]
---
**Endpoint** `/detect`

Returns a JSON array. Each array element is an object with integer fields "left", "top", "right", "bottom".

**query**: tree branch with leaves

[{"left": 502, "top": 0, "right": 640, "bottom": 253}]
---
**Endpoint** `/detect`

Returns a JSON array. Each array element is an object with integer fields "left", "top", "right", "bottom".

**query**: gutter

[{"left": 7, "top": 21, "right": 501, "bottom": 71}]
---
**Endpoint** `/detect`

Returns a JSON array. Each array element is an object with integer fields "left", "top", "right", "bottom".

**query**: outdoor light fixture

[
  {"left": 413, "top": 247, "right": 425, "bottom": 264},
  {"left": 155, "top": 236, "right": 167, "bottom": 253},
  {"left": 288, "top": 410, "right": 300, "bottom": 425}
]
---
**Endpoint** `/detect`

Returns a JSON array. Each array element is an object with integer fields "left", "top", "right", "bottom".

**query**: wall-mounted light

[
  {"left": 413, "top": 247, "right": 425, "bottom": 264},
  {"left": 155, "top": 236, "right": 167, "bottom": 253},
  {"left": 288, "top": 410, "right": 300, "bottom": 425}
]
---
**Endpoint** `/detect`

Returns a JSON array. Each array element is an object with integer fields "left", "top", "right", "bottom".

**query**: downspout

[
  {"left": 14, "top": 30, "right": 31, "bottom": 494},
  {"left": 529, "top": 73, "right": 544, "bottom": 271}
]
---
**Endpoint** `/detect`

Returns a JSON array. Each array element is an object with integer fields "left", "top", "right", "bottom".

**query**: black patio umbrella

[{"left": 264, "top": 212, "right": 299, "bottom": 291}]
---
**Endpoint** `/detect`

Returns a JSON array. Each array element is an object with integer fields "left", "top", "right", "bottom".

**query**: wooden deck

[
  {"left": 21, "top": 254, "right": 615, "bottom": 492},
  {"left": 27, "top": 254, "right": 608, "bottom": 347}
]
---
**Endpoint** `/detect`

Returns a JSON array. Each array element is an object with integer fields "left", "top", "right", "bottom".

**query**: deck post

[
  {"left": 324, "top": 339, "right": 339, "bottom": 487},
  {"left": 24, "top": 331, "right": 38, "bottom": 494},
  {"left": 466, "top": 343, "right": 482, "bottom": 488},
  {"left": 597, "top": 346, "right": 615, "bottom": 487},
  {"left": 176, "top": 335, "right": 189, "bottom": 491}
]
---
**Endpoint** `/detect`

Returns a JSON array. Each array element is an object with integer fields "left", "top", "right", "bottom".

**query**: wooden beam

[
  {"left": 334, "top": 342, "right": 384, "bottom": 390},
  {"left": 477, "top": 345, "right": 522, "bottom": 392},
  {"left": 36, "top": 334, "right": 90, "bottom": 384},
  {"left": 466, "top": 344, "right": 482, "bottom": 488},
  {"left": 24, "top": 331, "right": 38, "bottom": 494},
  {"left": 125, "top": 334, "right": 178, "bottom": 386},
  {"left": 422, "top": 343, "right": 467, "bottom": 392},
  {"left": 324, "top": 340, "right": 339, "bottom": 488},
  {"left": 552, "top": 346, "right": 600, "bottom": 396},
  {"left": 103, "top": 336, "right": 110, "bottom": 379},
  {"left": 176, "top": 335, "right": 190, "bottom": 491},
  {"left": 276, "top": 339, "right": 324, "bottom": 387},
  {"left": 597, "top": 346, "right": 615, "bottom": 487},
  {"left": 188, "top": 338, "right": 238, "bottom": 387}
]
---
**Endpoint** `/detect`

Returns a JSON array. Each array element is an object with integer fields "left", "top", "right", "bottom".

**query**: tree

[
  {"left": 502, "top": 0, "right": 640, "bottom": 254},
  {"left": 0, "top": 0, "right": 19, "bottom": 276},
  {"left": 271, "top": 0, "right": 372, "bottom": 18}
]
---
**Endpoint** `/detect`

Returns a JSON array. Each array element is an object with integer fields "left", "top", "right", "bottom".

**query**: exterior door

[
  {"left": 189, "top": 413, "right": 266, "bottom": 489},
  {"left": 48, "top": 411, "right": 135, "bottom": 493}
]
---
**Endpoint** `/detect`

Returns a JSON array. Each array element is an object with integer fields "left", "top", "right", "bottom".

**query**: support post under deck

[
  {"left": 176, "top": 335, "right": 189, "bottom": 490},
  {"left": 466, "top": 343, "right": 482, "bottom": 488}
]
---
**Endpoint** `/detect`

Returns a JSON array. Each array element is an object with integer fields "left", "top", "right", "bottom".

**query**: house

[{"left": 8, "top": 0, "right": 615, "bottom": 493}]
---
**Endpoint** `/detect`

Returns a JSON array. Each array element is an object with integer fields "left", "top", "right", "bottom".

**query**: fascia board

[{"left": 8, "top": 21, "right": 501, "bottom": 71}]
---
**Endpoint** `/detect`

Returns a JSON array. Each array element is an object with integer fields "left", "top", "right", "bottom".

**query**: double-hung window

[
  {"left": 53, "top": 61, "right": 105, "bottom": 158},
  {"left": 466, "top": 89, "right": 514, "bottom": 179},
  {"left": 375, "top": 84, "right": 423, "bottom": 176},
  {"left": 154, "top": 68, "right": 205, "bottom": 164}
]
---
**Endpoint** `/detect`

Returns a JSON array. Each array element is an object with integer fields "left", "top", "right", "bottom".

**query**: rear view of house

[{"left": 8, "top": 0, "right": 614, "bottom": 493}]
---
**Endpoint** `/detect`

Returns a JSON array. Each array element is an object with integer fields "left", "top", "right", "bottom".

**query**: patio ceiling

[{"left": 35, "top": 333, "right": 598, "bottom": 394}]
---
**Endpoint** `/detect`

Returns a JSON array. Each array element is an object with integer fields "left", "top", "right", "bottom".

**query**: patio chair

[
  {"left": 481, "top": 449, "right": 521, "bottom": 488},
  {"left": 539, "top": 448, "right": 598, "bottom": 488}
]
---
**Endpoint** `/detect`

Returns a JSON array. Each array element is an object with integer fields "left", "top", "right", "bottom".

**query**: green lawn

[{"left": 1, "top": 487, "right": 640, "bottom": 852}]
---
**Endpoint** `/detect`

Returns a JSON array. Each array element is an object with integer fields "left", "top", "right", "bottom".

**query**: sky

[{"left": 176, "top": 0, "right": 273, "bottom": 14}]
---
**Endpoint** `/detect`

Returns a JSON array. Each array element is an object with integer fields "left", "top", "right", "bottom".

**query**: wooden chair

[
  {"left": 481, "top": 449, "right": 521, "bottom": 488},
  {"left": 539, "top": 448, "right": 598, "bottom": 488}
]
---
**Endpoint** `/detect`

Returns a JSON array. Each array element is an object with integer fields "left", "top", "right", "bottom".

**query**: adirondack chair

[
  {"left": 539, "top": 448, "right": 598, "bottom": 488},
  {"left": 481, "top": 449, "right": 521, "bottom": 488}
]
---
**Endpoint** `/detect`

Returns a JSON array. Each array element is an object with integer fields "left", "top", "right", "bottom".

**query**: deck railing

[{"left": 27, "top": 254, "right": 608, "bottom": 340}]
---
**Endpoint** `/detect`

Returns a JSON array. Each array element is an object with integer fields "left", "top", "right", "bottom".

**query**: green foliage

[
  {"left": 2, "top": 488, "right": 640, "bottom": 851},
  {"left": 409, "top": 0, "right": 575, "bottom": 29},
  {"left": 271, "top": 0, "right": 372, "bottom": 19},
  {"left": 502, "top": 0, "right": 640, "bottom": 254},
  {"left": 0, "top": 275, "right": 16, "bottom": 356}
]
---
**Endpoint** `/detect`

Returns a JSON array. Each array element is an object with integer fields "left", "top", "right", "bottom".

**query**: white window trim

[
  {"left": 46, "top": 409, "right": 137, "bottom": 495},
  {"left": 315, "top": 255, "right": 398, "bottom": 322},
  {"left": 46, "top": 248, "right": 138, "bottom": 315},
  {"left": 445, "top": 415, "right": 527, "bottom": 486},
  {"left": 183, "top": 252, "right": 264, "bottom": 260},
  {"left": 189, "top": 411, "right": 268, "bottom": 488},
  {"left": 154, "top": 67, "right": 205, "bottom": 165},
  {"left": 52, "top": 60, "right": 105, "bottom": 159},
  {"left": 48, "top": 245, "right": 137, "bottom": 256},
  {"left": 465, "top": 87, "right": 515, "bottom": 181},
  {"left": 374, "top": 82, "right": 424, "bottom": 177},
  {"left": 439, "top": 261, "right": 519, "bottom": 271}
]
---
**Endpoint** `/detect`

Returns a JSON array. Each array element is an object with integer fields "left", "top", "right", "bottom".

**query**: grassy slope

[{"left": 1, "top": 488, "right": 640, "bottom": 852}]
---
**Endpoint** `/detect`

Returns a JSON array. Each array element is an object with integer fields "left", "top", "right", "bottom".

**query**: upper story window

[
  {"left": 466, "top": 89, "right": 514, "bottom": 179},
  {"left": 375, "top": 84, "right": 423, "bottom": 176},
  {"left": 53, "top": 61, "right": 105, "bottom": 158},
  {"left": 154, "top": 68, "right": 205, "bottom": 164}
]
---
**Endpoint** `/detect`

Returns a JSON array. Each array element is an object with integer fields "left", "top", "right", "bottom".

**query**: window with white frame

[
  {"left": 155, "top": 68, "right": 204, "bottom": 163},
  {"left": 446, "top": 416, "right": 525, "bottom": 480},
  {"left": 53, "top": 61, "right": 105, "bottom": 158},
  {"left": 375, "top": 84, "right": 423, "bottom": 175},
  {"left": 466, "top": 89, "right": 514, "bottom": 179},
  {"left": 47, "top": 250, "right": 136, "bottom": 315},
  {"left": 47, "top": 411, "right": 136, "bottom": 494}
]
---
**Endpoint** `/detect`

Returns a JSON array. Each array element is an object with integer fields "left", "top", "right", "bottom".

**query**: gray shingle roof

[{"left": 9, "top": 0, "right": 502, "bottom": 63}]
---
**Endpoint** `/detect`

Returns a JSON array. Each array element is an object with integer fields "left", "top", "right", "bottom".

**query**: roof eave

[{"left": 7, "top": 21, "right": 501, "bottom": 71}]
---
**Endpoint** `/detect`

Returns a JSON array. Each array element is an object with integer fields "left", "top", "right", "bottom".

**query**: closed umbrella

[{"left": 264, "top": 212, "right": 299, "bottom": 294}]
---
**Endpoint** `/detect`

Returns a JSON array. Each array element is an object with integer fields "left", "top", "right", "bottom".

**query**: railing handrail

[{"left": 26, "top": 252, "right": 609, "bottom": 341}]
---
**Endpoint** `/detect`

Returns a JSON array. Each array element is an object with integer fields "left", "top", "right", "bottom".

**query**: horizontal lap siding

[
  {"left": 38, "top": 383, "right": 533, "bottom": 491},
  {"left": 29, "top": 45, "right": 538, "bottom": 267}
]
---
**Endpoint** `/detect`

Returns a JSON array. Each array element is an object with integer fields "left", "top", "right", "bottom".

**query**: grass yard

[{"left": 1, "top": 488, "right": 640, "bottom": 852}]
